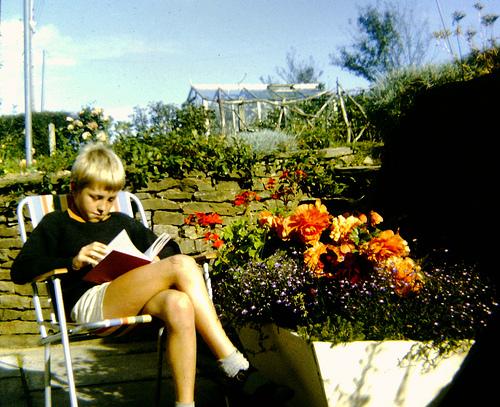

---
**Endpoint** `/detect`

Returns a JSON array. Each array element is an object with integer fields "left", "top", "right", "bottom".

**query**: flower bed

[{"left": 208, "top": 169, "right": 497, "bottom": 345}]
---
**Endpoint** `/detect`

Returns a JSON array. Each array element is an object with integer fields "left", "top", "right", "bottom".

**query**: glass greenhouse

[{"left": 186, "top": 83, "right": 330, "bottom": 133}]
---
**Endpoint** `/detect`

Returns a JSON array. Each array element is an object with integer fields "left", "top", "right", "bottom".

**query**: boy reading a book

[{"left": 11, "top": 143, "right": 290, "bottom": 406}]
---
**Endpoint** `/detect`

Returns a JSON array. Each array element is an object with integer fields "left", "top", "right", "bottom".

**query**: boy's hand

[{"left": 72, "top": 242, "right": 109, "bottom": 270}]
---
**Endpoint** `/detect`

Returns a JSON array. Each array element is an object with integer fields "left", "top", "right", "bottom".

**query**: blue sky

[{"left": 1, "top": 0, "right": 499, "bottom": 121}]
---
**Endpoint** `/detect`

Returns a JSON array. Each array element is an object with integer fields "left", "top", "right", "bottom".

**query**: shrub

[{"left": 235, "top": 130, "right": 297, "bottom": 155}]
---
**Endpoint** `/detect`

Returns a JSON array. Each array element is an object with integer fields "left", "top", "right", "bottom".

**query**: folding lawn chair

[{"left": 16, "top": 191, "right": 204, "bottom": 407}]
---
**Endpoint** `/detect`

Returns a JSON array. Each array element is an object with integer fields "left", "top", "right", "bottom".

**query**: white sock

[
  {"left": 175, "top": 402, "right": 195, "bottom": 407},
  {"left": 218, "top": 350, "right": 250, "bottom": 378}
]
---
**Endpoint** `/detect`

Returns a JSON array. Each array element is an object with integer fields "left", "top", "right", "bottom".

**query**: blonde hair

[{"left": 71, "top": 143, "right": 125, "bottom": 192}]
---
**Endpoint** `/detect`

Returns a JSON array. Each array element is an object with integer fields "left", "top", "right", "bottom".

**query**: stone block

[
  {"left": 208, "top": 203, "right": 240, "bottom": 216},
  {"left": 0, "top": 238, "right": 21, "bottom": 250},
  {"left": 142, "top": 198, "right": 180, "bottom": 211},
  {"left": 148, "top": 178, "right": 180, "bottom": 191},
  {"left": 216, "top": 181, "right": 240, "bottom": 191},
  {"left": 181, "top": 178, "right": 214, "bottom": 192},
  {"left": 0, "top": 308, "right": 36, "bottom": 321},
  {"left": 178, "top": 239, "right": 196, "bottom": 254},
  {"left": 181, "top": 202, "right": 215, "bottom": 214},
  {"left": 159, "top": 190, "right": 193, "bottom": 200},
  {"left": 0, "top": 320, "right": 39, "bottom": 334},
  {"left": 319, "top": 146, "right": 353, "bottom": 158},
  {"left": 0, "top": 280, "right": 15, "bottom": 294},
  {"left": 152, "top": 225, "right": 179, "bottom": 239},
  {"left": 0, "top": 224, "right": 18, "bottom": 238},
  {"left": 0, "top": 294, "right": 32, "bottom": 309},
  {"left": 153, "top": 212, "right": 185, "bottom": 226},
  {"left": 193, "top": 190, "right": 237, "bottom": 202}
]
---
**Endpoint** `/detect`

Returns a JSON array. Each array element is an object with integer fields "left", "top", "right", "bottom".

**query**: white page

[{"left": 107, "top": 229, "right": 150, "bottom": 261}]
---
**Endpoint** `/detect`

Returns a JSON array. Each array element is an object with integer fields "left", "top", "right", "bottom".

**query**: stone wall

[{"left": 0, "top": 148, "right": 379, "bottom": 347}]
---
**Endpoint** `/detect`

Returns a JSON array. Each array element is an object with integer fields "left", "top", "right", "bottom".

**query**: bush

[
  {"left": 236, "top": 129, "right": 297, "bottom": 155},
  {"left": 114, "top": 131, "right": 257, "bottom": 189},
  {"left": 0, "top": 111, "right": 70, "bottom": 171}
]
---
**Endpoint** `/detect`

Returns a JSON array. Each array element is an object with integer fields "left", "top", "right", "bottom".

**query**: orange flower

[
  {"left": 258, "top": 210, "right": 274, "bottom": 227},
  {"left": 329, "top": 214, "right": 365, "bottom": 243},
  {"left": 369, "top": 211, "right": 384, "bottom": 226},
  {"left": 304, "top": 242, "right": 328, "bottom": 273},
  {"left": 361, "top": 230, "right": 410, "bottom": 262},
  {"left": 259, "top": 211, "right": 287, "bottom": 239},
  {"left": 285, "top": 199, "right": 330, "bottom": 245},
  {"left": 334, "top": 242, "right": 356, "bottom": 262},
  {"left": 384, "top": 256, "right": 423, "bottom": 296}
]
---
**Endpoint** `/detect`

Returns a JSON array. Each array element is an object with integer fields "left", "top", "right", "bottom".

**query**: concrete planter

[{"left": 238, "top": 324, "right": 470, "bottom": 407}]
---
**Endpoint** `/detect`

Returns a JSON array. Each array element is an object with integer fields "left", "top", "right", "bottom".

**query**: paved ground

[{"left": 0, "top": 336, "right": 230, "bottom": 407}]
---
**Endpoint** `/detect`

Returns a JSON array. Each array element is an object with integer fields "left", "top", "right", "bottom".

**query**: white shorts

[{"left": 71, "top": 282, "right": 111, "bottom": 323}]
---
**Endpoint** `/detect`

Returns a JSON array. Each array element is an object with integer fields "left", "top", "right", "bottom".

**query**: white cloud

[
  {"left": 1, "top": 18, "right": 176, "bottom": 115},
  {"left": 0, "top": 20, "right": 26, "bottom": 114}
]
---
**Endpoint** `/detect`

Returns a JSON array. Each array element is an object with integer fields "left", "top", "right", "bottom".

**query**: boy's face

[{"left": 72, "top": 183, "right": 118, "bottom": 223}]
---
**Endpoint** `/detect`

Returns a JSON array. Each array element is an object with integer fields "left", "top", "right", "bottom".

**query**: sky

[{"left": 1, "top": 0, "right": 499, "bottom": 121}]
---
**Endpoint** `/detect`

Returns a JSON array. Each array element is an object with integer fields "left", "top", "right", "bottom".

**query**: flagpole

[{"left": 23, "top": 0, "right": 33, "bottom": 166}]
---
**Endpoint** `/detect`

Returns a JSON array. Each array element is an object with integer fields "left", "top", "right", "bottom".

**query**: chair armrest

[
  {"left": 193, "top": 251, "right": 218, "bottom": 263},
  {"left": 32, "top": 268, "right": 69, "bottom": 282}
]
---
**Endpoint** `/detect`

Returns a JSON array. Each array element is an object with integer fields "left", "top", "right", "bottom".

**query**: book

[{"left": 83, "top": 229, "right": 171, "bottom": 284}]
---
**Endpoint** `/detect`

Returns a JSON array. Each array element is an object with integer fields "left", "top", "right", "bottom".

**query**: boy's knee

[
  {"left": 167, "top": 291, "right": 193, "bottom": 313},
  {"left": 163, "top": 291, "right": 194, "bottom": 327},
  {"left": 169, "top": 254, "right": 198, "bottom": 271}
]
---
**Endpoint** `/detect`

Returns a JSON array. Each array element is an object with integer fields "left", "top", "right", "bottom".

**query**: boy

[{"left": 12, "top": 143, "right": 290, "bottom": 406}]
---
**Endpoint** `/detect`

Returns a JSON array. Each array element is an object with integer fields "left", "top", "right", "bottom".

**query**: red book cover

[
  {"left": 82, "top": 229, "right": 171, "bottom": 284},
  {"left": 83, "top": 251, "right": 151, "bottom": 284}
]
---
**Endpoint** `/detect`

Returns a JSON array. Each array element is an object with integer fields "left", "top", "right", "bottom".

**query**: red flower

[
  {"left": 197, "top": 212, "right": 223, "bottom": 226},
  {"left": 234, "top": 191, "right": 261, "bottom": 206},
  {"left": 212, "top": 238, "right": 224, "bottom": 249},
  {"left": 184, "top": 214, "right": 196, "bottom": 225},
  {"left": 280, "top": 170, "right": 290, "bottom": 179},
  {"left": 265, "top": 178, "right": 276, "bottom": 190},
  {"left": 203, "top": 231, "right": 225, "bottom": 249}
]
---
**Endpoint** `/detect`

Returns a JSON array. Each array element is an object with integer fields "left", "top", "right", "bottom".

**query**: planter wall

[{"left": 238, "top": 324, "right": 470, "bottom": 407}]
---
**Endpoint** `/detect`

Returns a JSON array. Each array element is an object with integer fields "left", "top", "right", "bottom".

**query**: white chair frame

[{"left": 16, "top": 191, "right": 183, "bottom": 407}]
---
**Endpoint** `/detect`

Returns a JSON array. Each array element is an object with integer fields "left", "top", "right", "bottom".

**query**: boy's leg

[
  {"left": 102, "top": 254, "right": 293, "bottom": 403},
  {"left": 142, "top": 289, "right": 196, "bottom": 404},
  {"left": 104, "top": 255, "right": 235, "bottom": 359},
  {"left": 103, "top": 254, "right": 236, "bottom": 359}
]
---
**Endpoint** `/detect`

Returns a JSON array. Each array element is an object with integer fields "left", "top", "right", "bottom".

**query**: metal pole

[
  {"left": 41, "top": 50, "right": 46, "bottom": 111},
  {"left": 23, "top": 0, "right": 33, "bottom": 166}
]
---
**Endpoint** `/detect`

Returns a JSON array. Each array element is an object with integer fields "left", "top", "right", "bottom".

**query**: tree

[
  {"left": 261, "top": 47, "right": 324, "bottom": 84},
  {"left": 331, "top": 1, "right": 431, "bottom": 82}
]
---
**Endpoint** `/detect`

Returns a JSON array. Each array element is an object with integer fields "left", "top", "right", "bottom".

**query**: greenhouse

[{"left": 186, "top": 83, "right": 330, "bottom": 133}]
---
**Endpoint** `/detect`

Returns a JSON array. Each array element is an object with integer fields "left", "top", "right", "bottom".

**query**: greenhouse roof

[{"left": 186, "top": 83, "right": 326, "bottom": 104}]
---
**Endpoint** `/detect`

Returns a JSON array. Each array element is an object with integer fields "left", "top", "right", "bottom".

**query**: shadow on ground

[{"left": 0, "top": 334, "right": 228, "bottom": 407}]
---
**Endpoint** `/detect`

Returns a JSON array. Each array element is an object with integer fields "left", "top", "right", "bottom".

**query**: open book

[{"left": 83, "top": 229, "right": 171, "bottom": 284}]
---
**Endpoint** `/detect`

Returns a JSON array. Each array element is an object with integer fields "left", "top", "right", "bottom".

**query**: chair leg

[
  {"left": 43, "top": 343, "right": 52, "bottom": 407},
  {"left": 52, "top": 278, "right": 79, "bottom": 407},
  {"left": 155, "top": 326, "right": 167, "bottom": 406}
]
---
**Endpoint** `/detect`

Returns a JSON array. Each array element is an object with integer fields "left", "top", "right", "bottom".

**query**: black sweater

[{"left": 11, "top": 210, "right": 180, "bottom": 314}]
